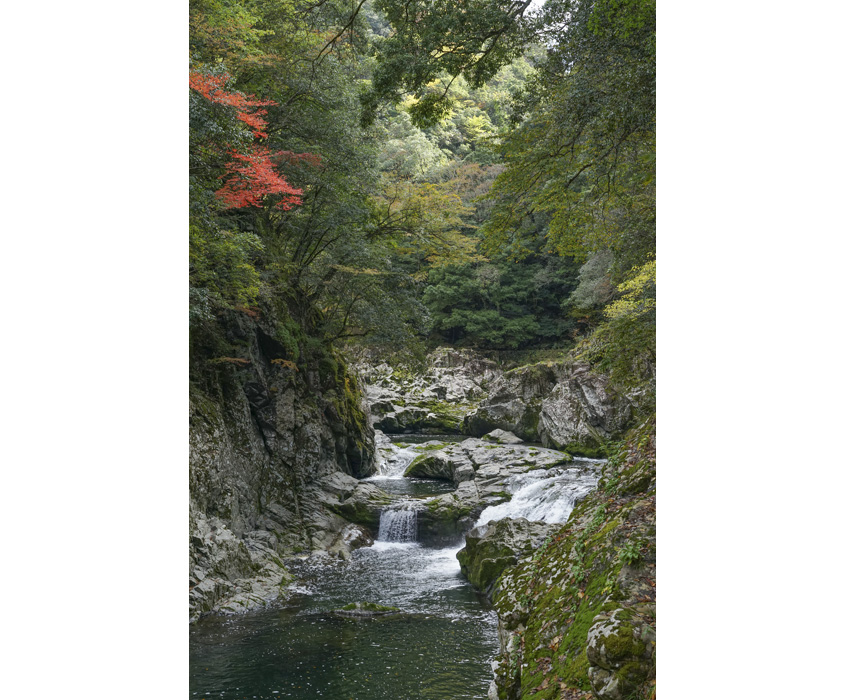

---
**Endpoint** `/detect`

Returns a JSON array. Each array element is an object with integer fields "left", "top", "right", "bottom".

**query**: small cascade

[
  {"left": 476, "top": 466, "right": 599, "bottom": 530},
  {"left": 373, "top": 430, "right": 420, "bottom": 479},
  {"left": 378, "top": 502, "right": 419, "bottom": 542}
]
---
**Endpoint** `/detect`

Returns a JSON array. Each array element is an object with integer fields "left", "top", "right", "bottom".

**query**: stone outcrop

[
  {"left": 189, "top": 309, "right": 377, "bottom": 621},
  {"left": 404, "top": 437, "right": 571, "bottom": 488},
  {"left": 399, "top": 436, "right": 574, "bottom": 545},
  {"left": 357, "top": 347, "right": 503, "bottom": 434},
  {"left": 482, "top": 429, "right": 524, "bottom": 445},
  {"left": 464, "top": 360, "right": 633, "bottom": 456}
]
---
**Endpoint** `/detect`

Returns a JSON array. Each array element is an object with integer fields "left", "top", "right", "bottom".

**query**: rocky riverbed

[{"left": 190, "top": 345, "right": 654, "bottom": 699}]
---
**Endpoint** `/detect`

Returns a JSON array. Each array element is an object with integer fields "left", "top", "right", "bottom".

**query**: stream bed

[{"left": 189, "top": 434, "right": 600, "bottom": 699}]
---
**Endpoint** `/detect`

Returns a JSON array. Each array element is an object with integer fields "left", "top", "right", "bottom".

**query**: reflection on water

[{"left": 189, "top": 542, "right": 498, "bottom": 699}]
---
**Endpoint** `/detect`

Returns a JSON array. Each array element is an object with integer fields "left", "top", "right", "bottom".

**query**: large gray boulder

[
  {"left": 321, "top": 481, "right": 392, "bottom": 529},
  {"left": 417, "top": 481, "right": 481, "bottom": 545},
  {"left": 464, "top": 360, "right": 632, "bottom": 456},
  {"left": 481, "top": 429, "right": 524, "bottom": 445},
  {"left": 404, "top": 438, "right": 571, "bottom": 489}
]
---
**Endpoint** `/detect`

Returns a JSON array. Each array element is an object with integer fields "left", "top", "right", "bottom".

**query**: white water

[
  {"left": 371, "top": 432, "right": 420, "bottom": 479},
  {"left": 378, "top": 502, "right": 419, "bottom": 542},
  {"left": 475, "top": 463, "right": 601, "bottom": 532}
]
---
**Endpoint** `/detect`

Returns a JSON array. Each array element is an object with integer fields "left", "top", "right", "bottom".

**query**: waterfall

[{"left": 378, "top": 503, "right": 418, "bottom": 542}]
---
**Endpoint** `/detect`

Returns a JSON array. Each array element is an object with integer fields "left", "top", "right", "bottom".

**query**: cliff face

[{"left": 189, "top": 309, "right": 377, "bottom": 621}]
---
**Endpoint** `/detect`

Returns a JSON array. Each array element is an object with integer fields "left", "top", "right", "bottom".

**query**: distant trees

[
  {"left": 360, "top": 0, "right": 656, "bottom": 396},
  {"left": 423, "top": 254, "right": 579, "bottom": 349}
]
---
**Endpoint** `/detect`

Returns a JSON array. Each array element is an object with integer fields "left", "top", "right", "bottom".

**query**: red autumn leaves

[{"left": 190, "top": 70, "right": 319, "bottom": 210}]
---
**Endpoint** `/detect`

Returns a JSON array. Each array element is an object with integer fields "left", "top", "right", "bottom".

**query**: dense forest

[
  {"left": 188, "top": 1, "right": 656, "bottom": 698},
  {"left": 190, "top": 0, "right": 655, "bottom": 403}
]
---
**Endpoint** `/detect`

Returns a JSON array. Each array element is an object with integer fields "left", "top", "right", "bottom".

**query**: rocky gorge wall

[
  {"left": 189, "top": 337, "right": 655, "bottom": 700},
  {"left": 357, "top": 348, "right": 634, "bottom": 457},
  {"left": 189, "top": 310, "right": 381, "bottom": 621}
]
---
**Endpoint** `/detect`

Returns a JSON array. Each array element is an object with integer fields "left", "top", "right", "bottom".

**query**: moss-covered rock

[
  {"left": 476, "top": 418, "right": 656, "bottom": 700},
  {"left": 404, "top": 453, "right": 454, "bottom": 480},
  {"left": 333, "top": 601, "right": 401, "bottom": 617},
  {"left": 417, "top": 482, "right": 481, "bottom": 545},
  {"left": 457, "top": 518, "right": 554, "bottom": 596},
  {"left": 325, "top": 483, "right": 392, "bottom": 529}
]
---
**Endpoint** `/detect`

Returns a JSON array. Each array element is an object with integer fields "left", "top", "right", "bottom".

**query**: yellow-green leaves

[{"left": 605, "top": 259, "right": 656, "bottom": 321}]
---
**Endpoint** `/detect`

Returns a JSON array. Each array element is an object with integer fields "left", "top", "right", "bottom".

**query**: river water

[{"left": 189, "top": 435, "right": 600, "bottom": 699}]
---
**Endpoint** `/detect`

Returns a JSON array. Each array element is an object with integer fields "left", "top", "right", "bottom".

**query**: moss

[
  {"left": 426, "top": 496, "right": 474, "bottom": 520},
  {"left": 327, "top": 497, "right": 387, "bottom": 528},
  {"left": 340, "top": 601, "right": 398, "bottom": 612},
  {"left": 484, "top": 420, "right": 656, "bottom": 700},
  {"left": 416, "top": 442, "right": 448, "bottom": 452},
  {"left": 318, "top": 354, "right": 339, "bottom": 385},
  {"left": 564, "top": 441, "right": 608, "bottom": 459},
  {"left": 403, "top": 455, "right": 427, "bottom": 476},
  {"left": 601, "top": 623, "right": 645, "bottom": 659}
]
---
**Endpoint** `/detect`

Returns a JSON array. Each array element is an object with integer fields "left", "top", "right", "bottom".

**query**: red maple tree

[
  {"left": 215, "top": 146, "right": 304, "bottom": 210},
  {"left": 189, "top": 70, "right": 275, "bottom": 138},
  {"left": 190, "top": 70, "right": 321, "bottom": 209}
]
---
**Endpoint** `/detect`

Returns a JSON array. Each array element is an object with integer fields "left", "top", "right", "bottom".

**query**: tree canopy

[{"left": 189, "top": 0, "right": 656, "bottom": 402}]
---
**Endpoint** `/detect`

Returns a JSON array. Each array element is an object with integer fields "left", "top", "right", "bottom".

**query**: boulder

[
  {"left": 404, "top": 438, "right": 570, "bottom": 490},
  {"left": 327, "top": 523, "right": 375, "bottom": 561},
  {"left": 464, "top": 360, "right": 633, "bottom": 456},
  {"left": 332, "top": 602, "right": 401, "bottom": 618},
  {"left": 586, "top": 609, "right": 656, "bottom": 699},
  {"left": 457, "top": 517, "right": 554, "bottom": 595},
  {"left": 417, "top": 482, "right": 481, "bottom": 545},
  {"left": 482, "top": 429, "right": 524, "bottom": 445},
  {"left": 323, "top": 482, "right": 392, "bottom": 529}
]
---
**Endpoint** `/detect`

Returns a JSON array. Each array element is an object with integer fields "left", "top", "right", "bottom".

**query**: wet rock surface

[{"left": 457, "top": 518, "right": 554, "bottom": 596}]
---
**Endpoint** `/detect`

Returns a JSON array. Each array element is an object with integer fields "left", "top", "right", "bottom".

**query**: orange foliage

[
  {"left": 216, "top": 145, "right": 304, "bottom": 210},
  {"left": 189, "top": 70, "right": 275, "bottom": 138},
  {"left": 190, "top": 70, "right": 323, "bottom": 210}
]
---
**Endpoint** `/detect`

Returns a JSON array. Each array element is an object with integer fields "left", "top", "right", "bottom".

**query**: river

[{"left": 189, "top": 434, "right": 600, "bottom": 699}]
